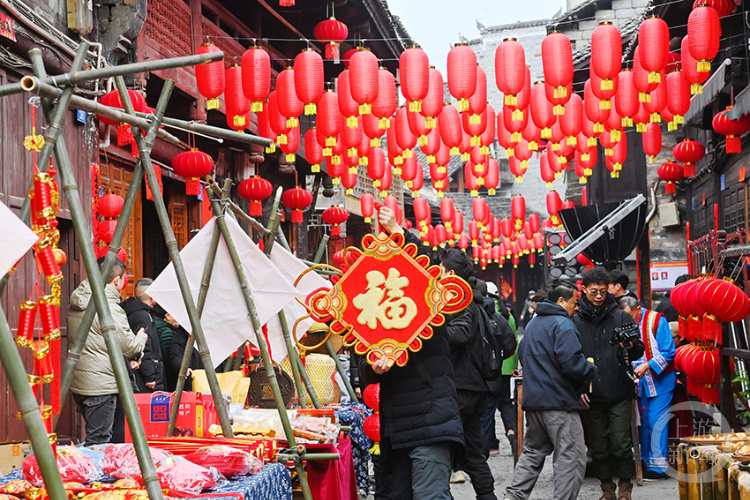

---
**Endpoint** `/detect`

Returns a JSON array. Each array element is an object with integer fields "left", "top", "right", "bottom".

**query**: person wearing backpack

[
  {"left": 503, "top": 282, "right": 597, "bottom": 500},
  {"left": 441, "top": 251, "right": 496, "bottom": 500}
]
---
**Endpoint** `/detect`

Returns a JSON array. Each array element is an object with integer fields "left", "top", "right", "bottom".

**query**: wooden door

[{"left": 167, "top": 183, "right": 189, "bottom": 250}]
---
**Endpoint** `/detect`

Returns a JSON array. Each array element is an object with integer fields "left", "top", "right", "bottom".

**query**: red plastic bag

[
  {"left": 23, "top": 446, "right": 97, "bottom": 486},
  {"left": 185, "top": 446, "right": 263, "bottom": 478},
  {"left": 155, "top": 456, "right": 216, "bottom": 494},
  {"left": 102, "top": 444, "right": 172, "bottom": 480}
]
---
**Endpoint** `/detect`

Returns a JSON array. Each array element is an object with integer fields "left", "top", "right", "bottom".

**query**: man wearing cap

[{"left": 520, "top": 290, "right": 536, "bottom": 328}]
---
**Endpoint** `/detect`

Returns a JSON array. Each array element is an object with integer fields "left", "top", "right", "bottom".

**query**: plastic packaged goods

[
  {"left": 290, "top": 415, "right": 339, "bottom": 444},
  {"left": 81, "top": 490, "right": 149, "bottom": 500},
  {"left": 102, "top": 444, "right": 172, "bottom": 480},
  {"left": 184, "top": 445, "right": 263, "bottom": 478},
  {"left": 23, "top": 447, "right": 98, "bottom": 486},
  {"left": 154, "top": 456, "right": 218, "bottom": 494},
  {"left": 2, "top": 480, "right": 32, "bottom": 496}
]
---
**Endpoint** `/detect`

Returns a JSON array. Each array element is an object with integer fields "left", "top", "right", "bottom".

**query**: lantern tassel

[
  {"left": 516, "top": 176, "right": 524, "bottom": 183},
  {"left": 185, "top": 177, "right": 201, "bottom": 196},
  {"left": 117, "top": 124, "right": 134, "bottom": 146},
  {"left": 622, "top": 117, "right": 633, "bottom": 127},
  {"left": 726, "top": 136, "right": 742, "bottom": 154},
  {"left": 292, "top": 209, "right": 304, "bottom": 223},
  {"left": 683, "top": 163, "right": 695, "bottom": 177},
  {"left": 325, "top": 42, "right": 340, "bottom": 61},
  {"left": 648, "top": 71, "right": 661, "bottom": 84},
  {"left": 207, "top": 98, "right": 220, "bottom": 110},
  {"left": 286, "top": 117, "right": 299, "bottom": 128},
  {"left": 408, "top": 100, "right": 422, "bottom": 113},
  {"left": 587, "top": 137, "right": 597, "bottom": 147},
  {"left": 347, "top": 116, "right": 358, "bottom": 128},
  {"left": 504, "top": 95, "right": 517, "bottom": 106},
  {"left": 579, "top": 176, "right": 587, "bottom": 184},
  {"left": 379, "top": 117, "right": 391, "bottom": 129},
  {"left": 251, "top": 101, "right": 264, "bottom": 112},
  {"left": 304, "top": 103, "right": 317, "bottom": 115},
  {"left": 311, "top": 164, "right": 320, "bottom": 173},
  {"left": 599, "top": 100, "right": 611, "bottom": 110},
  {"left": 359, "top": 104, "right": 372, "bottom": 115},
  {"left": 691, "top": 83, "right": 703, "bottom": 95},
  {"left": 249, "top": 201, "right": 263, "bottom": 217}
]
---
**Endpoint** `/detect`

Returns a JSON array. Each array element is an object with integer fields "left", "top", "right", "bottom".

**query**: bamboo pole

[
  {"left": 48, "top": 86, "right": 165, "bottom": 500},
  {"left": 0, "top": 51, "right": 225, "bottom": 97},
  {"left": 206, "top": 179, "right": 271, "bottom": 235},
  {"left": 113, "top": 76, "right": 233, "bottom": 437},
  {"left": 137, "top": 112, "right": 273, "bottom": 147},
  {"left": 0, "top": 305, "right": 67, "bottom": 500},
  {"left": 313, "top": 234, "right": 329, "bottom": 265},
  {"left": 167, "top": 182, "right": 228, "bottom": 436},
  {"left": 278, "top": 311, "right": 308, "bottom": 409},
  {"left": 206, "top": 191, "right": 313, "bottom": 500}
]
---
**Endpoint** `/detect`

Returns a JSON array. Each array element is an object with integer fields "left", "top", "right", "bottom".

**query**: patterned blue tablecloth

[{"left": 334, "top": 403, "right": 373, "bottom": 497}]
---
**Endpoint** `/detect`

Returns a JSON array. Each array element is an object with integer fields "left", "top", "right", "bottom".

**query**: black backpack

[{"left": 470, "top": 305, "right": 503, "bottom": 382}]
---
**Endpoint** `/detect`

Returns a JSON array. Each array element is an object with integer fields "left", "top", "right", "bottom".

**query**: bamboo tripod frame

[{"left": 0, "top": 45, "right": 350, "bottom": 500}]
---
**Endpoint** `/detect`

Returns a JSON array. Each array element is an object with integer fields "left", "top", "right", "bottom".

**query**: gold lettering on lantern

[{"left": 353, "top": 269, "right": 418, "bottom": 330}]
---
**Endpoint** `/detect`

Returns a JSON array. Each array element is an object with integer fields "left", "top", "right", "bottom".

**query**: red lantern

[
  {"left": 413, "top": 197, "right": 430, "bottom": 233},
  {"left": 642, "top": 123, "right": 662, "bottom": 163},
  {"left": 97, "top": 89, "right": 146, "bottom": 146},
  {"left": 703, "top": 279, "right": 750, "bottom": 323},
  {"left": 408, "top": 107, "right": 430, "bottom": 146},
  {"left": 495, "top": 38, "right": 527, "bottom": 106},
  {"left": 644, "top": 79, "right": 666, "bottom": 123},
  {"left": 360, "top": 194, "right": 374, "bottom": 224},
  {"left": 439, "top": 104, "right": 463, "bottom": 156},
  {"left": 542, "top": 32, "right": 573, "bottom": 99},
  {"left": 172, "top": 149, "right": 214, "bottom": 195},
  {"left": 482, "top": 158, "right": 499, "bottom": 196},
  {"left": 616, "top": 70, "right": 639, "bottom": 127},
  {"left": 508, "top": 156, "right": 527, "bottom": 183},
  {"left": 195, "top": 43, "right": 225, "bottom": 110},
  {"left": 363, "top": 414, "right": 381, "bottom": 444},
  {"left": 238, "top": 176, "right": 273, "bottom": 217},
  {"left": 673, "top": 139, "right": 705, "bottom": 177},
  {"left": 511, "top": 195, "right": 526, "bottom": 232},
  {"left": 610, "top": 132, "right": 628, "bottom": 176},
  {"left": 638, "top": 16, "right": 669, "bottom": 83},
  {"left": 682, "top": 35, "right": 711, "bottom": 95},
  {"left": 276, "top": 68, "right": 304, "bottom": 128},
  {"left": 693, "top": 0, "right": 734, "bottom": 16},
  {"left": 281, "top": 187, "right": 313, "bottom": 223},
  {"left": 318, "top": 90, "right": 342, "bottom": 151},
  {"left": 530, "top": 81, "right": 555, "bottom": 139},
  {"left": 363, "top": 113, "right": 386, "bottom": 147},
  {"left": 322, "top": 206, "right": 349, "bottom": 238},
  {"left": 560, "top": 93, "right": 583, "bottom": 144},
  {"left": 584, "top": 79, "right": 609, "bottom": 134},
  {"left": 547, "top": 190, "right": 562, "bottom": 225},
  {"left": 688, "top": 5, "right": 721, "bottom": 73},
  {"left": 440, "top": 197, "right": 455, "bottom": 229},
  {"left": 378, "top": 163, "right": 392, "bottom": 197},
  {"left": 98, "top": 219, "right": 118, "bottom": 243},
  {"left": 268, "top": 90, "right": 290, "bottom": 144},
  {"left": 349, "top": 48, "right": 379, "bottom": 115},
  {"left": 99, "top": 194, "right": 124, "bottom": 218},
  {"left": 464, "top": 163, "right": 480, "bottom": 196},
  {"left": 447, "top": 44, "right": 477, "bottom": 111},
  {"left": 305, "top": 128, "right": 324, "bottom": 173},
  {"left": 712, "top": 107, "right": 750, "bottom": 154},
  {"left": 400, "top": 46, "right": 430, "bottom": 113},
  {"left": 395, "top": 107, "right": 417, "bottom": 157},
  {"left": 591, "top": 22, "right": 622, "bottom": 90},
  {"left": 314, "top": 17, "right": 348, "bottom": 60},
  {"left": 241, "top": 46, "right": 271, "bottom": 112},
  {"left": 372, "top": 68, "right": 398, "bottom": 129},
  {"left": 540, "top": 151, "right": 555, "bottom": 188},
  {"left": 467, "top": 66, "right": 487, "bottom": 124},
  {"left": 420, "top": 67, "right": 444, "bottom": 128},
  {"left": 96, "top": 245, "right": 127, "bottom": 262},
  {"left": 225, "top": 66, "right": 251, "bottom": 128},
  {"left": 295, "top": 49, "right": 324, "bottom": 115},
  {"left": 666, "top": 71, "right": 691, "bottom": 128},
  {"left": 280, "top": 124, "right": 300, "bottom": 163},
  {"left": 658, "top": 161, "right": 683, "bottom": 194},
  {"left": 633, "top": 46, "right": 660, "bottom": 103},
  {"left": 430, "top": 161, "right": 449, "bottom": 196}
]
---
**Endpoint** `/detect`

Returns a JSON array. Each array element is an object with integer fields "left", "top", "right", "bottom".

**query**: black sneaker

[{"left": 643, "top": 470, "right": 668, "bottom": 481}]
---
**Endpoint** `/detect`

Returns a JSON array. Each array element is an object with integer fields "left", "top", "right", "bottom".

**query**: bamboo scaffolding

[
  {"left": 114, "top": 76, "right": 233, "bottom": 438},
  {"left": 0, "top": 305, "right": 67, "bottom": 500},
  {"left": 137, "top": 112, "right": 273, "bottom": 147},
  {"left": 167, "top": 182, "right": 228, "bottom": 436},
  {"left": 43, "top": 77, "right": 166, "bottom": 500},
  {"left": 0, "top": 51, "right": 224, "bottom": 97},
  {"left": 206, "top": 189, "right": 314, "bottom": 500}
]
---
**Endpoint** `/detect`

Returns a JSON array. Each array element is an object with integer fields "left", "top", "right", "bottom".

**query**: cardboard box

[
  {"left": 125, "top": 392, "right": 219, "bottom": 443},
  {"left": 0, "top": 441, "right": 32, "bottom": 475}
]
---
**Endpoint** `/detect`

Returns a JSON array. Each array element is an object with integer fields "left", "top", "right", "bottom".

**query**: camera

[{"left": 609, "top": 322, "right": 640, "bottom": 346}]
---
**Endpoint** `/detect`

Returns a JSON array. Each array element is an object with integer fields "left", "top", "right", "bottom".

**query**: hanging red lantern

[
  {"left": 268, "top": 90, "right": 290, "bottom": 144},
  {"left": 314, "top": 17, "right": 348, "bottom": 60},
  {"left": 372, "top": 68, "right": 398, "bottom": 129},
  {"left": 241, "top": 46, "right": 271, "bottom": 112},
  {"left": 440, "top": 197, "right": 455, "bottom": 230},
  {"left": 688, "top": 5, "right": 721, "bottom": 73},
  {"left": 411, "top": 164, "right": 424, "bottom": 197},
  {"left": 447, "top": 44, "right": 477, "bottom": 111},
  {"left": 644, "top": 79, "right": 666, "bottom": 123},
  {"left": 467, "top": 66, "right": 487, "bottom": 124},
  {"left": 97, "top": 89, "right": 146, "bottom": 147},
  {"left": 439, "top": 103, "right": 463, "bottom": 156},
  {"left": 665, "top": 71, "right": 691, "bottom": 128},
  {"left": 99, "top": 194, "right": 124, "bottom": 218},
  {"left": 542, "top": 32, "right": 573, "bottom": 100},
  {"left": 673, "top": 138, "right": 705, "bottom": 177},
  {"left": 224, "top": 65, "right": 251, "bottom": 128},
  {"left": 378, "top": 163, "right": 392, "bottom": 197},
  {"left": 195, "top": 43, "right": 225, "bottom": 110},
  {"left": 238, "top": 176, "right": 273, "bottom": 217},
  {"left": 281, "top": 187, "right": 313, "bottom": 223},
  {"left": 693, "top": 0, "right": 734, "bottom": 16},
  {"left": 98, "top": 219, "right": 118, "bottom": 243},
  {"left": 584, "top": 79, "right": 609, "bottom": 134},
  {"left": 172, "top": 149, "right": 214, "bottom": 195},
  {"left": 658, "top": 161, "right": 683, "bottom": 194},
  {"left": 638, "top": 16, "right": 669, "bottom": 83},
  {"left": 430, "top": 161, "right": 449, "bottom": 196},
  {"left": 616, "top": 70, "right": 639, "bottom": 127},
  {"left": 610, "top": 132, "right": 628, "bottom": 176},
  {"left": 591, "top": 22, "right": 622, "bottom": 91},
  {"left": 503, "top": 105, "right": 526, "bottom": 145},
  {"left": 349, "top": 48, "right": 380, "bottom": 115},
  {"left": 279, "top": 123, "right": 300, "bottom": 163},
  {"left": 702, "top": 279, "right": 750, "bottom": 323},
  {"left": 420, "top": 66, "right": 444, "bottom": 129},
  {"left": 521, "top": 112, "right": 541, "bottom": 151},
  {"left": 547, "top": 190, "right": 563, "bottom": 225},
  {"left": 484, "top": 158, "right": 499, "bottom": 195},
  {"left": 318, "top": 90, "right": 342, "bottom": 153},
  {"left": 400, "top": 46, "right": 430, "bottom": 113},
  {"left": 322, "top": 206, "right": 349, "bottom": 238},
  {"left": 560, "top": 93, "right": 583, "bottom": 144},
  {"left": 337, "top": 69, "right": 359, "bottom": 129},
  {"left": 508, "top": 155, "right": 527, "bottom": 182},
  {"left": 408, "top": 107, "right": 430, "bottom": 146},
  {"left": 514, "top": 139, "right": 532, "bottom": 169},
  {"left": 545, "top": 80, "right": 571, "bottom": 116},
  {"left": 712, "top": 107, "right": 750, "bottom": 154},
  {"left": 682, "top": 35, "right": 711, "bottom": 95},
  {"left": 367, "top": 146, "right": 386, "bottom": 189},
  {"left": 363, "top": 113, "right": 386, "bottom": 147},
  {"left": 341, "top": 170, "right": 359, "bottom": 196},
  {"left": 360, "top": 194, "right": 374, "bottom": 223},
  {"left": 530, "top": 81, "right": 555, "bottom": 139},
  {"left": 633, "top": 46, "right": 660, "bottom": 103},
  {"left": 295, "top": 49, "right": 324, "bottom": 115},
  {"left": 642, "top": 123, "right": 662, "bottom": 163},
  {"left": 395, "top": 107, "right": 417, "bottom": 157},
  {"left": 540, "top": 151, "right": 555, "bottom": 188},
  {"left": 512, "top": 195, "right": 526, "bottom": 232},
  {"left": 464, "top": 163, "right": 480, "bottom": 196},
  {"left": 305, "top": 128, "right": 324, "bottom": 173},
  {"left": 413, "top": 197, "right": 430, "bottom": 233},
  {"left": 495, "top": 38, "right": 527, "bottom": 106},
  {"left": 276, "top": 67, "right": 304, "bottom": 128}
]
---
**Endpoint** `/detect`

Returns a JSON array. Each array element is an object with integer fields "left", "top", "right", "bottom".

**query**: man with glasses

[{"left": 573, "top": 267, "right": 644, "bottom": 500}]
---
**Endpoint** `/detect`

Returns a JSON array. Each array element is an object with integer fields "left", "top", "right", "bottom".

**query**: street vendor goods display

[{"left": 306, "top": 232, "right": 473, "bottom": 367}]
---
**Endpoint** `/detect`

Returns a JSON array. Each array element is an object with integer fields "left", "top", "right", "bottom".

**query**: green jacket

[
  {"left": 67, "top": 280, "right": 146, "bottom": 396},
  {"left": 498, "top": 300, "right": 519, "bottom": 375}
]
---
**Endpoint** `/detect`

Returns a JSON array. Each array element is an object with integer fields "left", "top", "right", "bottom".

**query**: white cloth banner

[
  {"left": 148, "top": 216, "right": 298, "bottom": 366},
  {"left": 0, "top": 200, "right": 39, "bottom": 277},
  {"left": 265, "top": 244, "right": 332, "bottom": 361}
]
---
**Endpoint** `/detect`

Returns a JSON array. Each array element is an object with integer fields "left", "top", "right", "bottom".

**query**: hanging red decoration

[
  {"left": 642, "top": 123, "right": 662, "bottom": 163},
  {"left": 560, "top": 93, "right": 583, "bottom": 144},
  {"left": 238, "top": 176, "right": 273, "bottom": 217},
  {"left": 688, "top": 5, "right": 721, "bottom": 73},
  {"left": 547, "top": 190, "right": 563, "bottom": 226},
  {"left": 337, "top": 69, "right": 360, "bottom": 128},
  {"left": 439, "top": 103, "right": 463, "bottom": 156},
  {"left": 241, "top": 46, "right": 271, "bottom": 112},
  {"left": 542, "top": 32, "right": 573, "bottom": 99},
  {"left": 295, "top": 49, "right": 325, "bottom": 115},
  {"left": 638, "top": 16, "right": 669, "bottom": 83},
  {"left": 280, "top": 123, "right": 300, "bottom": 163},
  {"left": 583, "top": 79, "right": 609, "bottom": 134},
  {"left": 305, "top": 127, "right": 324, "bottom": 173},
  {"left": 267, "top": 90, "right": 291, "bottom": 144},
  {"left": 276, "top": 67, "right": 304, "bottom": 128},
  {"left": 495, "top": 38, "right": 527, "bottom": 106},
  {"left": 447, "top": 44, "right": 477, "bottom": 111},
  {"left": 712, "top": 107, "right": 750, "bottom": 154},
  {"left": 682, "top": 35, "right": 711, "bottom": 95},
  {"left": 318, "top": 90, "right": 343, "bottom": 153},
  {"left": 400, "top": 46, "right": 430, "bottom": 113},
  {"left": 693, "top": 0, "right": 734, "bottom": 16},
  {"left": 467, "top": 66, "right": 488, "bottom": 124},
  {"left": 591, "top": 22, "right": 622, "bottom": 91},
  {"left": 665, "top": 71, "right": 691, "bottom": 129},
  {"left": 614, "top": 70, "right": 636, "bottom": 126},
  {"left": 195, "top": 43, "right": 225, "bottom": 110},
  {"left": 98, "top": 219, "right": 118, "bottom": 244},
  {"left": 224, "top": 65, "right": 251, "bottom": 128},
  {"left": 99, "top": 194, "right": 124, "bottom": 218},
  {"left": 644, "top": 79, "right": 666, "bottom": 123},
  {"left": 371, "top": 67, "right": 398, "bottom": 129},
  {"left": 545, "top": 80, "right": 572, "bottom": 115},
  {"left": 97, "top": 89, "right": 146, "bottom": 147},
  {"left": 360, "top": 193, "right": 374, "bottom": 224},
  {"left": 281, "top": 187, "right": 313, "bottom": 223},
  {"left": 322, "top": 206, "right": 349, "bottom": 238},
  {"left": 658, "top": 161, "right": 683, "bottom": 194},
  {"left": 530, "top": 81, "right": 555, "bottom": 139},
  {"left": 511, "top": 195, "right": 526, "bottom": 232},
  {"left": 673, "top": 138, "right": 705, "bottom": 177},
  {"left": 172, "top": 149, "right": 214, "bottom": 195},
  {"left": 313, "top": 17, "right": 348, "bottom": 60},
  {"left": 464, "top": 162, "right": 481, "bottom": 196},
  {"left": 420, "top": 66, "right": 444, "bottom": 129},
  {"left": 540, "top": 151, "right": 555, "bottom": 188},
  {"left": 350, "top": 48, "right": 380, "bottom": 115}
]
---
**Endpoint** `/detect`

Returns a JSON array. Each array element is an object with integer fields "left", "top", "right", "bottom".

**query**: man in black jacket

[
  {"left": 574, "top": 267, "right": 645, "bottom": 500},
  {"left": 360, "top": 206, "right": 464, "bottom": 500},
  {"left": 169, "top": 323, "right": 203, "bottom": 391},
  {"left": 121, "top": 278, "right": 165, "bottom": 392},
  {"left": 504, "top": 282, "right": 596, "bottom": 500}
]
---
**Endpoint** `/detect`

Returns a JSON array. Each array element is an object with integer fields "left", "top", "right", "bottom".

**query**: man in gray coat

[
  {"left": 504, "top": 282, "right": 596, "bottom": 500},
  {"left": 67, "top": 258, "right": 147, "bottom": 445}
]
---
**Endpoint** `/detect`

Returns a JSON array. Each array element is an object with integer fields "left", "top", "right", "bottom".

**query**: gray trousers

[{"left": 504, "top": 410, "right": 586, "bottom": 500}]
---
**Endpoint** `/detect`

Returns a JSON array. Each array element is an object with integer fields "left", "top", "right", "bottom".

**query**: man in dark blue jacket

[{"left": 504, "top": 282, "right": 596, "bottom": 500}]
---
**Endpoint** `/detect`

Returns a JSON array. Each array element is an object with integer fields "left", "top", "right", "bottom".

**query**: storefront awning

[
  {"left": 683, "top": 59, "right": 732, "bottom": 124},
  {"left": 727, "top": 84, "right": 750, "bottom": 120}
]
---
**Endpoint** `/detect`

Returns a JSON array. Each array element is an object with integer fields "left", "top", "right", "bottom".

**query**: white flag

[{"left": 0, "top": 200, "right": 39, "bottom": 277}]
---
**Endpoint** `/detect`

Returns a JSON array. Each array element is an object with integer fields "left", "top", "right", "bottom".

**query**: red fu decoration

[
  {"left": 281, "top": 186, "right": 313, "bottom": 223},
  {"left": 712, "top": 107, "right": 750, "bottom": 154},
  {"left": 195, "top": 43, "right": 225, "bottom": 110},
  {"left": 238, "top": 176, "right": 273, "bottom": 217},
  {"left": 673, "top": 138, "right": 705, "bottom": 177},
  {"left": 658, "top": 161, "right": 684, "bottom": 194},
  {"left": 322, "top": 206, "right": 349, "bottom": 238},
  {"left": 172, "top": 149, "right": 214, "bottom": 195},
  {"left": 314, "top": 17, "right": 348, "bottom": 61}
]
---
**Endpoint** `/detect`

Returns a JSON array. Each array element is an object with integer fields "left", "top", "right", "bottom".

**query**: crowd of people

[{"left": 65, "top": 209, "right": 685, "bottom": 500}]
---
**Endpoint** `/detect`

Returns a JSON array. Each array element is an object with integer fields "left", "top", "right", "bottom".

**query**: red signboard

[{"left": 0, "top": 13, "right": 15, "bottom": 42}]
